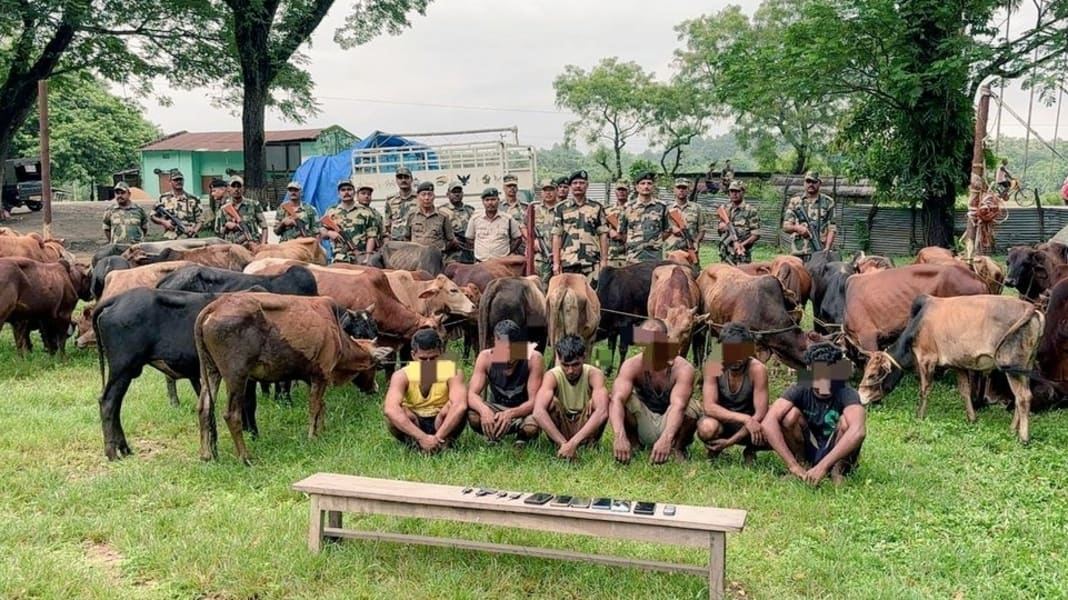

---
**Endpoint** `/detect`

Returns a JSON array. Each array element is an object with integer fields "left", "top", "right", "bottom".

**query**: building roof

[{"left": 140, "top": 128, "right": 327, "bottom": 152}]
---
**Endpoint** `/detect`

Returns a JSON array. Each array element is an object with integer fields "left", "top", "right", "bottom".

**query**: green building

[{"left": 138, "top": 125, "right": 358, "bottom": 199}]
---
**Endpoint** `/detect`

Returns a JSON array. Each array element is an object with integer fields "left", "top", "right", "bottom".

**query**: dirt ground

[{"left": 3, "top": 200, "right": 160, "bottom": 262}]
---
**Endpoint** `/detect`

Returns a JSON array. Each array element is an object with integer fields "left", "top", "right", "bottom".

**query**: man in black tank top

[
  {"left": 696, "top": 323, "right": 770, "bottom": 464},
  {"left": 608, "top": 318, "right": 700, "bottom": 464},
  {"left": 533, "top": 335, "right": 610, "bottom": 460},
  {"left": 467, "top": 320, "right": 545, "bottom": 444}
]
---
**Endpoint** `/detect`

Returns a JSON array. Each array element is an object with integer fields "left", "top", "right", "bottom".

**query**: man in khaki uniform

[
  {"left": 782, "top": 170, "right": 836, "bottom": 258},
  {"left": 215, "top": 175, "right": 267, "bottom": 246},
  {"left": 103, "top": 181, "right": 148, "bottom": 243},
  {"left": 383, "top": 166, "right": 416, "bottom": 241},
  {"left": 321, "top": 179, "right": 379, "bottom": 263},
  {"left": 532, "top": 178, "right": 559, "bottom": 282},
  {"left": 438, "top": 180, "right": 475, "bottom": 264},
  {"left": 718, "top": 180, "right": 762, "bottom": 264},
  {"left": 605, "top": 179, "right": 630, "bottom": 267},
  {"left": 551, "top": 169, "right": 608, "bottom": 284},
  {"left": 405, "top": 181, "right": 455, "bottom": 253},
  {"left": 621, "top": 171, "right": 669, "bottom": 262},
  {"left": 466, "top": 187, "right": 522, "bottom": 261},
  {"left": 501, "top": 173, "right": 528, "bottom": 256},
  {"left": 273, "top": 181, "right": 319, "bottom": 241},
  {"left": 664, "top": 178, "right": 704, "bottom": 261},
  {"left": 151, "top": 170, "right": 203, "bottom": 239},
  {"left": 554, "top": 175, "right": 570, "bottom": 204}
]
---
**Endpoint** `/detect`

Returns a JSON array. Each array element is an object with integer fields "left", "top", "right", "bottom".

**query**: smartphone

[
  {"left": 569, "top": 497, "right": 591, "bottom": 508},
  {"left": 461, "top": 487, "right": 474, "bottom": 494},
  {"left": 496, "top": 491, "right": 509, "bottom": 498},
  {"left": 475, "top": 488, "right": 496, "bottom": 497},
  {"left": 550, "top": 495, "right": 573, "bottom": 507},
  {"left": 663, "top": 505, "right": 677, "bottom": 516},
  {"left": 508, "top": 492, "right": 522, "bottom": 500},
  {"left": 523, "top": 493, "right": 553, "bottom": 505},
  {"left": 634, "top": 501, "right": 656, "bottom": 515},
  {"left": 591, "top": 497, "right": 612, "bottom": 510},
  {"left": 610, "top": 500, "right": 631, "bottom": 513}
]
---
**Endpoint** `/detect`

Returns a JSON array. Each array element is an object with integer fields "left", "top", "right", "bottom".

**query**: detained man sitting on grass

[
  {"left": 696, "top": 323, "right": 770, "bottom": 464},
  {"left": 383, "top": 328, "right": 468, "bottom": 454},
  {"left": 762, "top": 341, "right": 867, "bottom": 486},
  {"left": 466, "top": 319, "right": 545, "bottom": 446},
  {"left": 532, "top": 334, "right": 609, "bottom": 460}
]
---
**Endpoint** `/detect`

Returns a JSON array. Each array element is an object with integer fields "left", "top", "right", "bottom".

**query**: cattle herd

[{"left": 1, "top": 223, "right": 1067, "bottom": 463}]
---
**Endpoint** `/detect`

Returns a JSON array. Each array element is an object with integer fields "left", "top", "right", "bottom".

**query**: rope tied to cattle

[{"left": 812, "top": 316, "right": 844, "bottom": 331}]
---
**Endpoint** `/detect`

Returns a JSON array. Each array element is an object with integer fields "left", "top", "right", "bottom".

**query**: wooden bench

[{"left": 292, "top": 473, "right": 747, "bottom": 600}]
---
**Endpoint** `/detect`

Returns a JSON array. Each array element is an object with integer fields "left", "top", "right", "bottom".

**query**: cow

[
  {"left": 443, "top": 256, "right": 527, "bottom": 291},
  {"left": 0, "top": 235, "right": 72, "bottom": 262},
  {"left": 379, "top": 241, "right": 444, "bottom": 275},
  {"left": 694, "top": 264, "right": 813, "bottom": 369},
  {"left": 914, "top": 246, "right": 1005, "bottom": 295},
  {"left": 738, "top": 255, "right": 812, "bottom": 320},
  {"left": 857, "top": 295, "right": 1043, "bottom": 443},
  {"left": 478, "top": 276, "right": 548, "bottom": 353},
  {"left": 842, "top": 263, "right": 988, "bottom": 358},
  {"left": 124, "top": 243, "right": 254, "bottom": 271},
  {"left": 546, "top": 273, "right": 601, "bottom": 351},
  {"left": 850, "top": 251, "right": 894, "bottom": 274},
  {"left": 665, "top": 249, "right": 697, "bottom": 265},
  {"left": 91, "top": 255, "right": 131, "bottom": 300},
  {"left": 647, "top": 264, "right": 700, "bottom": 357},
  {"left": 156, "top": 264, "right": 319, "bottom": 297},
  {"left": 1005, "top": 245, "right": 1068, "bottom": 302},
  {"left": 380, "top": 271, "right": 475, "bottom": 318},
  {"left": 0, "top": 257, "right": 91, "bottom": 355},
  {"left": 100, "top": 261, "right": 196, "bottom": 302},
  {"left": 1032, "top": 279, "right": 1068, "bottom": 411},
  {"left": 251, "top": 237, "right": 328, "bottom": 265},
  {"left": 194, "top": 293, "right": 390, "bottom": 464},
  {"left": 914, "top": 246, "right": 956, "bottom": 265},
  {"left": 93, "top": 238, "right": 229, "bottom": 267}
]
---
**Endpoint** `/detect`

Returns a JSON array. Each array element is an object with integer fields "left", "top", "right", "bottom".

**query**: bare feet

[{"left": 742, "top": 447, "right": 757, "bottom": 467}]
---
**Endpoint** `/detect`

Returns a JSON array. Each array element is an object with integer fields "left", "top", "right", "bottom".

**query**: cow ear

[
  {"left": 418, "top": 287, "right": 438, "bottom": 299},
  {"left": 363, "top": 303, "right": 376, "bottom": 314}
]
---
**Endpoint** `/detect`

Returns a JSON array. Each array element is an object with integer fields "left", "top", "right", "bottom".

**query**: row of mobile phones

[{"left": 460, "top": 488, "right": 675, "bottom": 516}]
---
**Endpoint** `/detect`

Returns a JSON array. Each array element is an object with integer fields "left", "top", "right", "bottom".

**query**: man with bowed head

[{"left": 533, "top": 334, "right": 610, "bottom": 460}]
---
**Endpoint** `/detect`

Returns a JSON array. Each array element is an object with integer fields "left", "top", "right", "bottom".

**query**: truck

[{"left": 2, "top": 158, "right": 44, "bottom": 212}]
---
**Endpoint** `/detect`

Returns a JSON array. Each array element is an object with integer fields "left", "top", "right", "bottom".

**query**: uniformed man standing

[
  {"left": 532, "top": 179, "right": 559, "bottom": 281},
  {"left": 718, "top": 180, "right": 762, "bottom": 264},
  {"left": 605, "top": 179, "right": 630, "bottom": 267},
  {"left": 356, "top": 181, "right": 384, "bottom": 233},
  {"left": 782, "top": 171, "right": 836, "bottom": 259},
  {"left": 204, "top": 178, "right": 229, "bottom": 233},
  {"left": 103, "top": 181, "right": 148, "bottom": 243},
  {"left": 664, "top": 178, "right": 704, "bottom": 260},
  {"left": 438, "top": 180, "right": 475, "bottom": 264},
  {"left": 621, "top": 171, "right": 669, "bottom": 262},
  {"left": 554, "top": 175, "right": 570, "bottom": 204},
  {"left": 215, "top": 175, "right": 268, "bottom": 246},
  {"left": 501, "top": 173, "right": 528, "bottom": 256},
  {"left": 151, "top": 171, "right": 203, "bottom": 239},
  {"left": 405, "top": 181, "right": 455, "bottom": 253},
  {"left": 320, "top": 179, "right": 379, "bottom": 263},
  {"left": 383, "top": 166, "right": 417, "bottom": 242},
  {"left": 274, "top": 181, "right": 319, "bottom": 241},
  {"left": 551, "top": 169, "right": 608, "bottom": 285}
]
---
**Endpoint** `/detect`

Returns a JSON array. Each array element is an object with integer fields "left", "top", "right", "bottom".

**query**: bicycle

[{"left": 996, "top": 177, "right": 1034, "bottom": 207}]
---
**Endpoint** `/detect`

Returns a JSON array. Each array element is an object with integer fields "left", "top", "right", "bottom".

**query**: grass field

[{"left": 2, "top": 248, "right": 1067, "bottom": 600}]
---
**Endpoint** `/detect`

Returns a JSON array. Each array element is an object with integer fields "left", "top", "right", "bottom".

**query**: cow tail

[
  {"left": 993, "top": 306, "right": 1045, "bottom": 369},
  {"left": 478, "top": 281, "right": 494, "bottom": 351},
  {"left": 92, "top": 301, "right": 108, "bottom": 392},
  {"left": 194, "top": 309, "right": 220, "bottom": 437}
]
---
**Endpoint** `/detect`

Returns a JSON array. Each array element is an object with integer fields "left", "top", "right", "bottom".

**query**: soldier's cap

[
  {"left": 728, "top": 179, "right": 745, "bottom": 191},
  {"left": 337, "top": 179, "right": 355, "bottom": 190},
  {"left": 481, "top": 187, "right": 500, "bottom": 199},
  {"left": 416, "top": 181, "right": 435, "bottom": 193},
  {"left": 286, "top": 181, "right": 302, "bottom": 191},
  {"left": 169, "top": 170, "right": 184, "bottom": 181},
  {"left": 357, "top": 182, "right": 374, "bottom": 192},
  {"left": 553, "top": 176, "right": 570, "bottom": 187},
  {"left": 114, "top": 181, "right": 130, "bottom": 192},
  {"left": 568, "top": 169, "right": 588, "bottom": 183},
  {"left": 210, "top": 179, "right": 227, "bottom": 188},
  {"left": 395, "top": 166, "right": 412, "bottom": 177},
  {"left": 614, "top": 179, "right": 630, "bottom": 190},
  {"left": 447, "top": 180, "right": 463, "bottom": 191},
  {"left": 635, "top": 171, "right": 656, "bottom": 184},
  {"left": 539, "top": 178, "right": 555, "bottom": 190},
  {"left": 674, "top": 177, "right": 692, "bottom": 188},
  {"left": 229, "top": 175, "right": 244, "bottom": 185},
  {"left": 804, "top": 171, "right": 821, "bottom": 183},
  {"left": 502, "top": 173, "right": 519, "bottom": 185}
]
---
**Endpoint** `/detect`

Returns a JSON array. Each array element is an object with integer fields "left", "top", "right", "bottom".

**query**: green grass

[{"left": 1, "top": 248, "right": 1065, "bottom": 600}]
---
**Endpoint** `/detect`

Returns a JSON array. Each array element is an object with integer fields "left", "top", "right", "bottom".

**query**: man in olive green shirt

[
  {"left": 103, "top": 181, "right": 148, "bottom": 243},
  {"left": 274, "top": 181, "right": 319, "bottom": 241},
  {"left": 405, "top": 181, "right": 455, "bottom": 253},
  {"left": 533, "top": 334, "right": 610, "bottom": 460}
]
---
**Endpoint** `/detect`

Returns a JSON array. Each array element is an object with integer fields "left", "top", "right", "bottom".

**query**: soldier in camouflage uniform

[
  {"left": 605, "top": 179, "right": 630, "bottom": 267},
  {"left": 718, "top": 180, "right": 762, "bottom": 264},
  {"left": 555, "top": 175, "right": 570, "bottom": 204},
  {"left": 274, "top": 180, "right": 319, "bottom": 241},
  {"left": 664, "top": 178, "right": 705, "bottom": 262},
  {"left": 532, "top": 178, "right": 560, "bottom": 282},
  {"left": 320, "top": 179, "right": 379, "bottom": 263},
  {"left": 438, "top": 180, "right": 475, "bottom": 264},
  {"left": 621, "top": 172, "right": 670, "bottom": 262},
  {"left": 501, "top": 173, "right": 528, "bottom": 256},
  {"left": 551, "top": 169, "right": 608, "bottom": 285},
  {"left": 151, "top": 171, "right": 204, "bottom": 239},
  {"left": 215, "top": 175, "right": 268, "bottom": 246},
  {"left": 204, "top": 178, "right": 229, "bottom": 233},
  {"left": 781, "top": 170, "right": 836, "bottom": 258},
  {"left": 383, "top": 166, "right": 417, "bottom": 242},
  {"left": 103, "top": 181, "right": 148, "bottom": 243},
  {"left": 355, "top": 181, "right": 383, "bottom": 233}
]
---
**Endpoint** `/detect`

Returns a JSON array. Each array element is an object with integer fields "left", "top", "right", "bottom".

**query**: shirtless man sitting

[
  {"left": 533, "top": 334, "right": 610, "bottom": 460},
  {"left": 467, "top": 319, "right": 545, "bottom": 445},
  {"left": 696, "top": 323, "right": 770, "bottom": 464}
]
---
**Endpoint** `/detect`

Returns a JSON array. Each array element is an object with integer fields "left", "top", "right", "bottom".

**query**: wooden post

[{"left": 38, "top": 79, "right": 52, "bottom": 239}]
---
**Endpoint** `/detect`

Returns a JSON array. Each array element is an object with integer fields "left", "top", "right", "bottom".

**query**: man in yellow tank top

[
  {"left": 533, "top": 335, "right": 609, "bottom": 460},
  {"left": 383, "top": 329, "right": 467, "bottom": 453}
]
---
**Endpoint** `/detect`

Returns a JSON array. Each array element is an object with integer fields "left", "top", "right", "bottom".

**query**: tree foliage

[{"left": 647, "top": 78, "right": 714, "bottom": 177}]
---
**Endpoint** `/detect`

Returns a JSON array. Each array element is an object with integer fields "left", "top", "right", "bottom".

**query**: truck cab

[{"left": 2, "top": 158, "right": 45, "bottom": 212}]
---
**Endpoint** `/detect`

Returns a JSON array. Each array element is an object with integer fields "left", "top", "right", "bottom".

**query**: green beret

[
  {"left": 416, "top": 181, "right": 435, "bottom": 193},
  {"left": 481, "top": 187, "right": 500, "bottom": 199}
]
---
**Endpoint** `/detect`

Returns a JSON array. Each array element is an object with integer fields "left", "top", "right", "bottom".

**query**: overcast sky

[{"left": 133, "top": 0, "right": 1065, "bottom": 152}]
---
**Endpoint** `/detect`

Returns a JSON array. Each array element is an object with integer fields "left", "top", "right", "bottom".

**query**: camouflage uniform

[
  {"left": 664, "top": 201, "right": 704, "bottom": 252},
  {"left": 533, "top": 200, "right": 560, "bottom": 282},
  {"left": 406, "top": 208, "right": 454, "bottom": 253},
  {"left": 103, "top": 203, "right": 148, "bottom": 243},
  {"left": 552, "top": 199, "right": 607, "bottom": 281},
  {"left": 323, "top": 202, "right": 378, "bottom": 263},
  {"left": 621, "top": 198, "right": 669, "bottom": 262},
  {"left": 604, "top": 201, "right": 630, "bottom": 267},
  {"left": 215, "top": 199, "right": 266, "bottom": 245},
  {"left": 155, "top": 192, "right": 203, "bottom": 240},
  {"left": 502, "top": 199, "right": 528, "bottom": 256},
  {"left": 439, "top": 202, "right": 475, "bottom": 263},
  {"left": 383, "top": 192, "right": 417, "bottom": 241},
  {"left": 782, "top": 194, "right": 836, "bottom": 257},
  {"left": 273, "top": 201, "right": 319, "bottom": 241},
  {"left": 719, "top": 202, "right": 761, "bottom": 264}
]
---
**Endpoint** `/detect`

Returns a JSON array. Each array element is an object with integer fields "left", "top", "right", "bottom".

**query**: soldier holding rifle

[
  {"left": 716, "top": 180, "right": 761, "bottom": 264},
  {"left": 215, "top": 175, "right": 267, "bottom": 246},
  {"left": 438, "top": 180, "right": 475, "bottom": 264},
  {"left": 320, "top": 179, "right": 378, "bottom": 264},
  {"left": 782, "top": 171, "right": 836, "bottom": 259},
  {"left": 274, "top": 181, "right": 319, "bottom": 241},
  {"left": 151, "top": 170, "right": 203, "bottom": 239},
  {"left": 664, "top": 177, "right": 704, "bottom": 265}
]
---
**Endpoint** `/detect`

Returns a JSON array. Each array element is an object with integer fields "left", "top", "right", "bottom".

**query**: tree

[
  {"left": 11, "top": 72, "right": 160, "bottom": 192},
  {"left": 647, "top": 78, "right": 713, "bottom": 177},
  {"left": 553, "top": 57, "right": 656, "bottom": 181}
]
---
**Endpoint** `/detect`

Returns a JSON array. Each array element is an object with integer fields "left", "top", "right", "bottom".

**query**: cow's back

[
  {"left": 101, "top": 261, "right": 196, "bottom": 301},
  {"left": 913, "top": 295, "right": 1042, "bottom": 370}
]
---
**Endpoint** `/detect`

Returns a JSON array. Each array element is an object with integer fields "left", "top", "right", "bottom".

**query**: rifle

[
  {"left": 154, "top": 205, "right": 194, "bottom": 237},
  {"left": 667, "top": 208, "right": 698, "bottom": 264},
  {"left": 281, "top": 202, "right": 309, "bottom": 237},
  {"left": 222, "top": 203, "right": 254, "bottom": 244},
  {"left": 792, "top": 204, "right": 823, "bottom": 252},
  {"left": 605, "top": 213, "right": 620, "bottom": 231},
  {"left": 715, "top": 204, "right": 744, "bottom": 265},
  {"left": 532, "top": 226, "right": 551, "bottom": 262},
  {"left": 320, "top": 214, "right": 359, "bottom": 254}
]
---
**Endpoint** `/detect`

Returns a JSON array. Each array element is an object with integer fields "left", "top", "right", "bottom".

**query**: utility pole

[
  {"left": 972, "top": 85, "right": 991, "bottom": 180},
  {"left": 38, "top": 79, "right": 52, "bottom": 239}
]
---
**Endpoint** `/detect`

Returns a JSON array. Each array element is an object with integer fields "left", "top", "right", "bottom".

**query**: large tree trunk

[
  {"left": 923, "top": 191, "right": 956, "bottom": 248},
  {"left": 233, "top": 6, "right": 272, "bottom": 207}
]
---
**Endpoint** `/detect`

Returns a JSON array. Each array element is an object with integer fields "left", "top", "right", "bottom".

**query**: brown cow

[
  {"left": 843, "top": 263, "right": 987, "bottom": 356},
  {"left": 99, "top": 261, "right": 196, "bottom": 302},
  {"left": 0, "top": 257, "right": 91, "bottom": 355},
  {"left": 194, "top": 293, "right": 391, "bottom": 464},
  {"left": 383, "top": 272, "right": 475, "bottom": 317},
  {"left": 914, "top": 246, "right": 1004, "bottom": 295},
  {"left": 738, "top": 256, "right": 811, "bottom": 319},
  {"left": 694, "top": 264, "right": 812, "bottom": 369},
  {"left": 444, "top": 256, "right": 527, "bottom": 291},
  {"left": 858, "top": 295, "right": 1043, "bottom": 443},
  {"left": 0, "top": 235, "right": 72, "bottom": 262},
  {"left": 1005, "top": 245, "right": 1068, "bottom": 302},
  {"left": 250, "top": 237, "right": 328, "bottom": 265},
  {"left": 850, "top": 251, "right": 894, "bottom": 274},
  {"left": 546, "top": 273, "right": 600, "bottom": 350},
  {"left": 647, "top": 264, "right": 700, "bottom": 356},
  {"left": 124, "top": 243, "right": 254, "bottom": 271},
  {"left": 665, "top": 249, "right": 697, "bottom": 265}
]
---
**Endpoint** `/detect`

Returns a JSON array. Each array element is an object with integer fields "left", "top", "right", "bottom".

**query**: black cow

[
  {"left": 478, "top": 277, "right": 548, "bottom": 353},
  {"left": 1005, "top": 245, "right": 1067, "bottom": 302},
  {"left": 381, "top": 241, "right": 443, "bottom": 275},
  {"left": 91, "top": 255, "right": 131, "bottom": 300},
  {"left": 804, "top": 251, "right": 853, "bottom": 335},
  {"left": 92, "top": 243, "right": 131, "bottom": 267}
]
